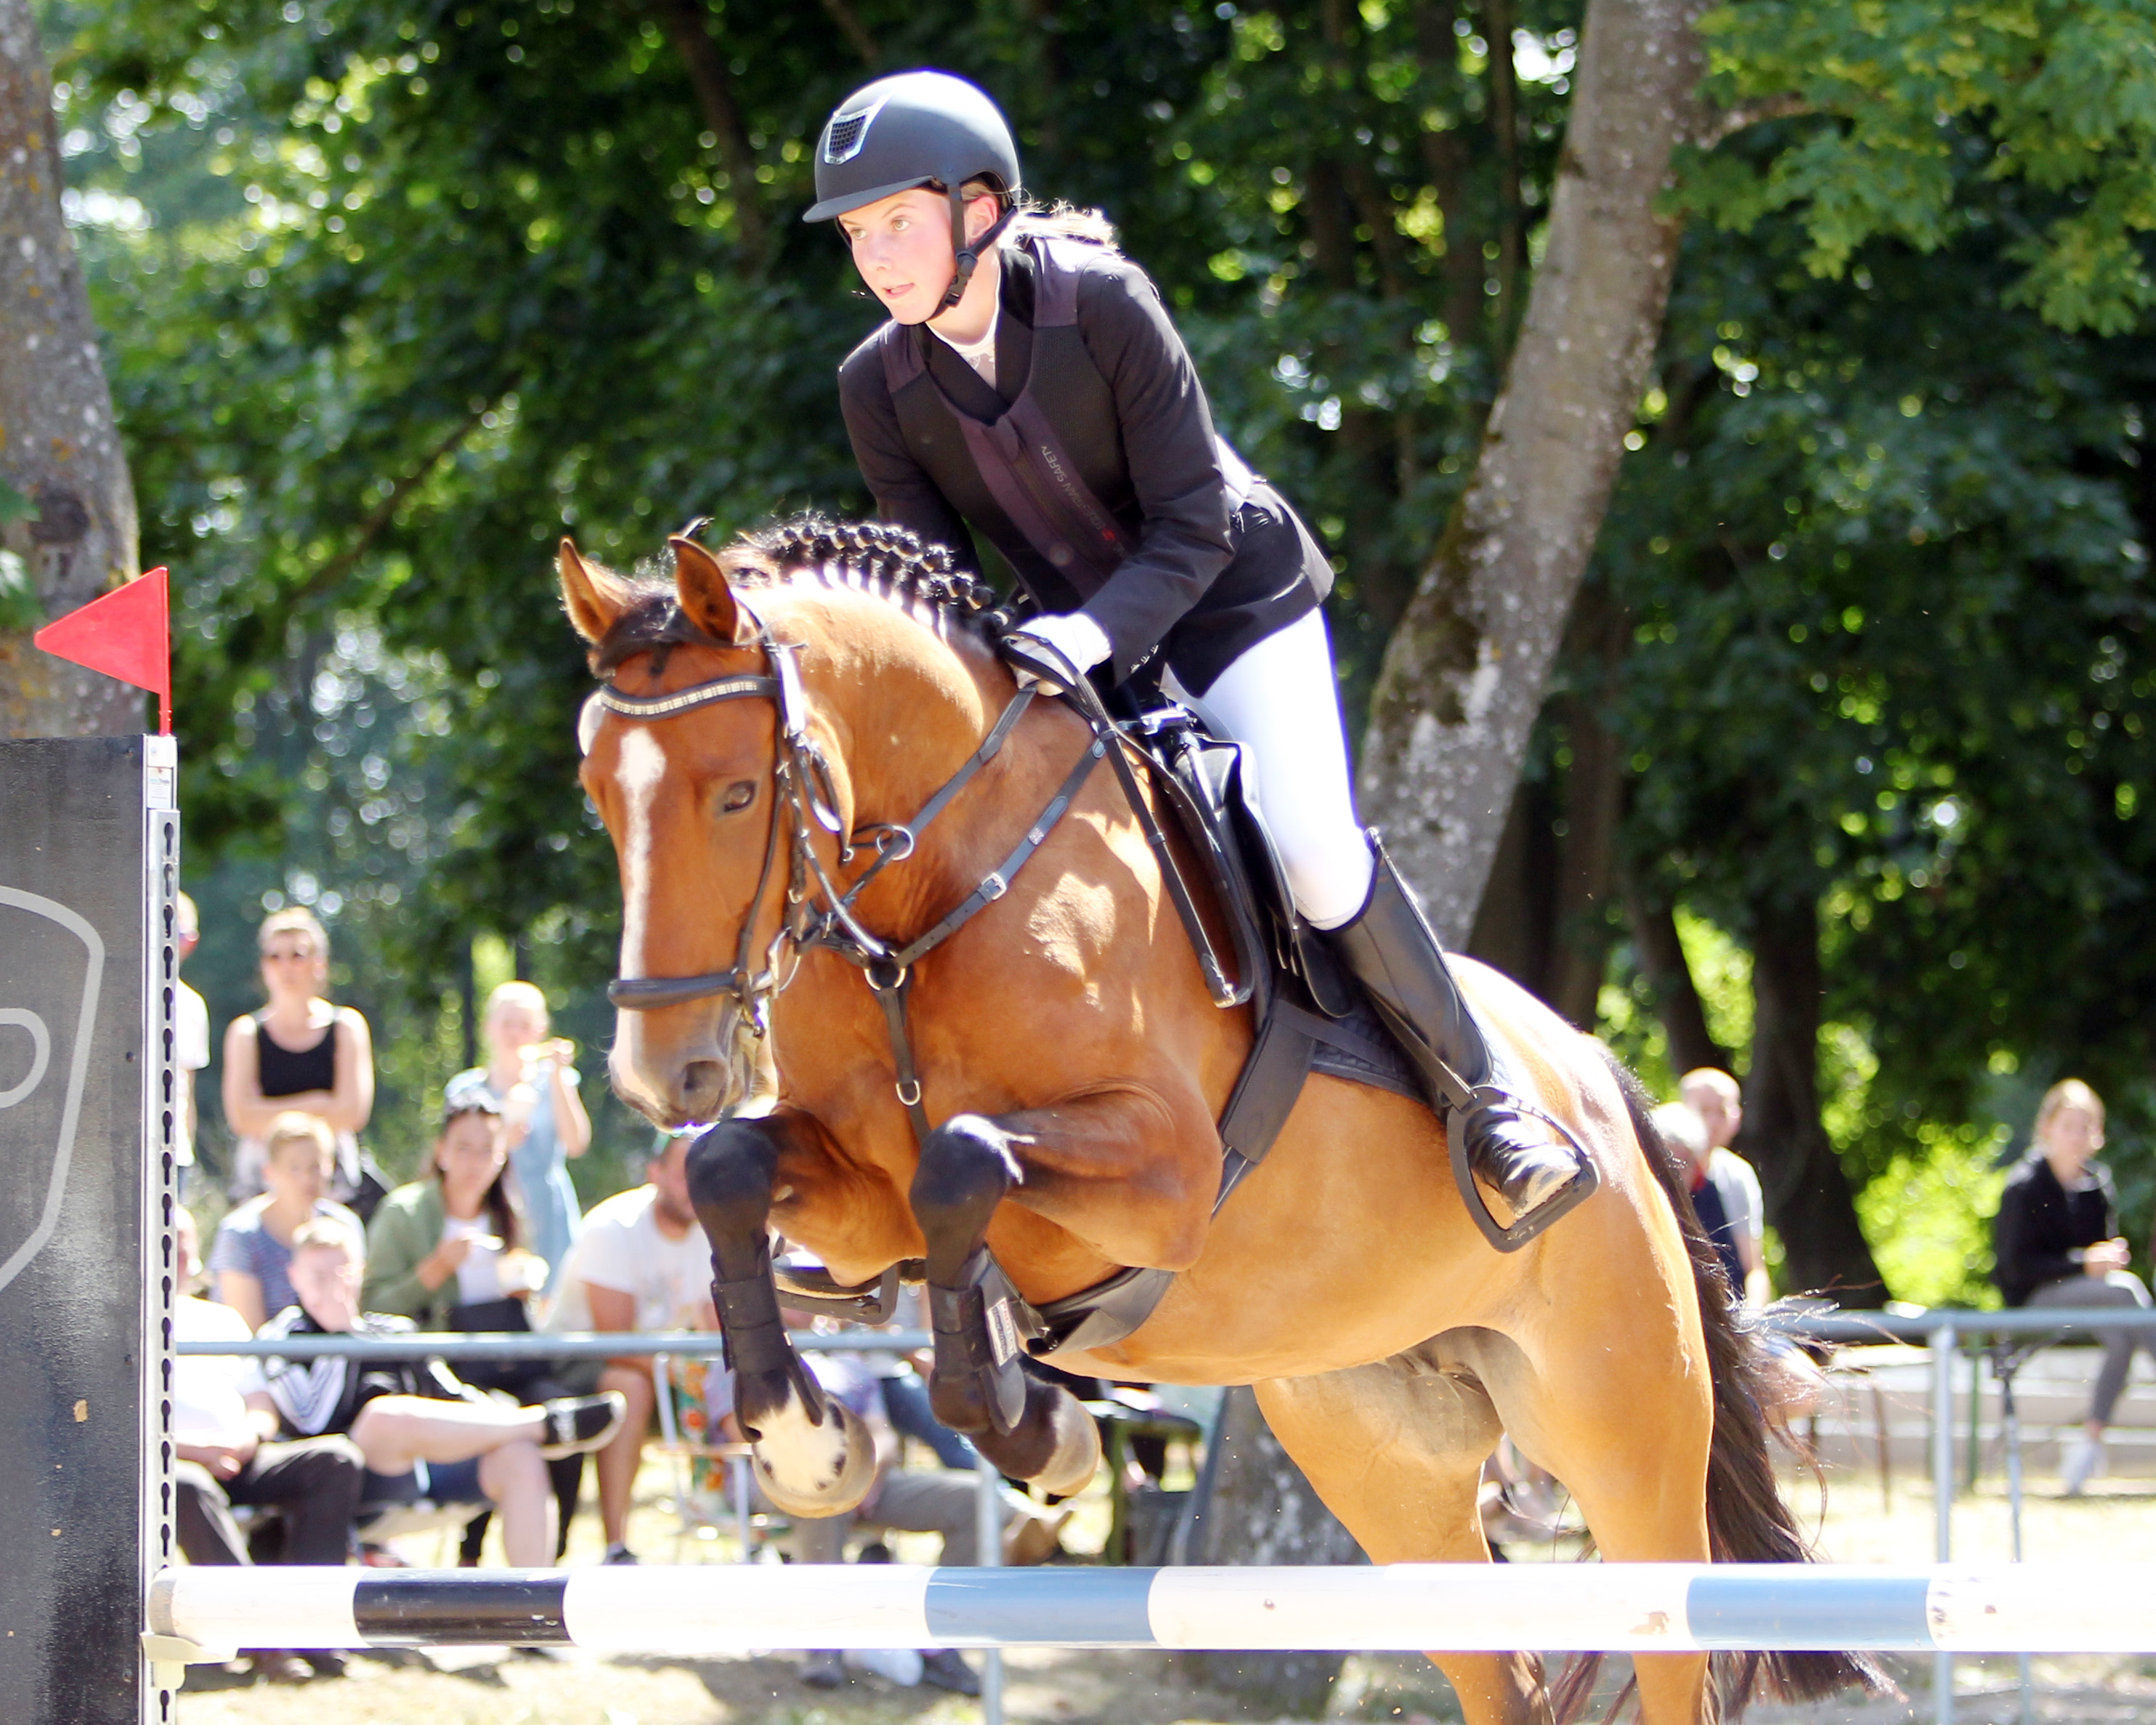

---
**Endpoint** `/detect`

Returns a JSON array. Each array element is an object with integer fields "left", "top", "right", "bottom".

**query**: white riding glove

[{"left": 1001, "top": 612, "right": 1111, "bottom": 696}]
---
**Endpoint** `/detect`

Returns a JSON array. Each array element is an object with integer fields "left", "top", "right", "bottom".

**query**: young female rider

[{"left": 806, "top": 70, "right": 1586, "bottom": 1238}]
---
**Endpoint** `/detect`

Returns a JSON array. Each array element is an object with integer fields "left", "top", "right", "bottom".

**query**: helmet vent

[{"left": 822, "top": 99, "right": 883, "bottom": 165}]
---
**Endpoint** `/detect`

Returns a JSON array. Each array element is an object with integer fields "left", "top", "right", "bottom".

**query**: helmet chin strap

[{"left": 938, "top": 184, "right": 1017, "bottom": 313}]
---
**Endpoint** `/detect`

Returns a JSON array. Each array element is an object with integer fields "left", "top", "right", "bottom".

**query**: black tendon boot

[{"left": 1329, "top": 838, "right": 1598, "bottom": 1249}]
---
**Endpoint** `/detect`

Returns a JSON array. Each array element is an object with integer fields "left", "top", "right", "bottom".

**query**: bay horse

[{"left": 559, "top": 518, "right": 1867, "bottom": 1724}]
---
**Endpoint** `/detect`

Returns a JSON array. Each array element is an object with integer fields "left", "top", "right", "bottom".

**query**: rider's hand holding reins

[{"left": 1000, "top": 612, "right": 1110, "bottom": 696}]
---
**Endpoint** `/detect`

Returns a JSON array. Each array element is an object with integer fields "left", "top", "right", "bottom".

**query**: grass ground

[{"left": 173, "top": 1448, "right": 2156, "bottom": 1725}]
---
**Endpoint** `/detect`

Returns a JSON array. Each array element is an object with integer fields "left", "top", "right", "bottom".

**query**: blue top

[{"left": 207, "top": 1195, "right": 364, "bottom": 1328}]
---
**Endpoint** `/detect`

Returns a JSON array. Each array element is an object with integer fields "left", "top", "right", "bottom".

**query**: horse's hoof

[
  {"left": 750, "top": 1396, "right": 877, "bottom": 1519},
  {"left": 970, "top": 1379, "right": 1101, "bottom": 1495},
  {"left": 1027, "top": 1389, "right": 1101, "bottom": 1496}
]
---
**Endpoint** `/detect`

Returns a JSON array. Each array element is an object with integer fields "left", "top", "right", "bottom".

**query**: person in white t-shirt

[
  {"left": 170, "top": 1207, "right": 368, "bottom": 1683},
  {"left": 174, "top": 893, "right": 211, "bottom": 1197},
  {"left": 546, "top": 1132, "right": 715, "bottom": 1563}
]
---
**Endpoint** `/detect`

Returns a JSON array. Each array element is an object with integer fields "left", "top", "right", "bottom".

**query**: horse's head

[{"left": 561, "top": 532, "right": 790, "bottom": 1127}]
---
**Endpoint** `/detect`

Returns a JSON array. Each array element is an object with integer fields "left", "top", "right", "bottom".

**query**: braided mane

[
  {"left": 591, "top": 514, "right": 997, "bottom": 671},
  {"left": 722, "top": 515, "right": 999, "bottom": 627},
  {"left": 591, "top": 514, "right": 997, "bottom": 674}
]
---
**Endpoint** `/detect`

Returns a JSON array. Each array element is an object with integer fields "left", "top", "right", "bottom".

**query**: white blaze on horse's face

[
  {"left": 611, "top": 724, "right": 668, "bottom": 983},
  {"left": 605, "top": 723, "right": 672, "bottom": 1116},
  {"left": 599, "top": 715, "right": 782, "bottom": 1128}
]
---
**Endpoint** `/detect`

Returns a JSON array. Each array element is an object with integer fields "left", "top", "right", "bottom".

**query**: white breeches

[{"left": 1163, "top": 608, "right": 1375, "bottom": 929}]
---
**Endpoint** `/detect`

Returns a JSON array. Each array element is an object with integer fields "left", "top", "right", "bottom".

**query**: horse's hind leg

[
  {"left": 1255, "top": 1348, "right": 1551, "bottom": 1725},
  {"left": 685, "top": 1116, "right": 876, "bottom": 1516},
  {"left": 910, "top": 1112, "right": 1100, "bottom": 1493}
]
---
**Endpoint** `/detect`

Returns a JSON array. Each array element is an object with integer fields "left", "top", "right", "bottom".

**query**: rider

[{"left": 805, "top": 70, "right": 1588, "bottom": 1239}]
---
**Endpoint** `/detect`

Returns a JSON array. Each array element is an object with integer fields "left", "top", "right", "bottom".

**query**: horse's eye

[{"left": 721, "top": 780, "right": 757, "bottom": 813}]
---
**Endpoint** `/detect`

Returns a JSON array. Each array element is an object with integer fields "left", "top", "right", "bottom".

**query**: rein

[{"left": 596, "top": 605, "right": 1105, "bottom": 1140}]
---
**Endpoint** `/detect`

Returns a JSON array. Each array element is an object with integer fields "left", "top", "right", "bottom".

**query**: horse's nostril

[{"left": 680, "top": 1059, "right": 729, "bottom": 1110}]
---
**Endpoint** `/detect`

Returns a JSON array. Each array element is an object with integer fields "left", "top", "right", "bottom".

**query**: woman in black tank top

[
  {"left": 222, "top": 907, "right": 377, "bottom": 1207},
  {"left": 253, "top": 1006, "right": 339, "bottom": 1098}
]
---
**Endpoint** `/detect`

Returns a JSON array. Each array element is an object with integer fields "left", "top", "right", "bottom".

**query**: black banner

[{"left": 0, "top": 736, "right": 171, "bottom": 1724}]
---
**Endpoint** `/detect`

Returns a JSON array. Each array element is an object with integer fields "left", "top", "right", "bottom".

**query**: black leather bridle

[{"left": 587, "top": 600, "right": 1104, "bottom": 1138}]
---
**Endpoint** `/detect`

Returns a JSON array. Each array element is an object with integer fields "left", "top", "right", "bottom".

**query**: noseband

[{"left": 594, "top": 602, "right": 1104, "bottom": 1135}]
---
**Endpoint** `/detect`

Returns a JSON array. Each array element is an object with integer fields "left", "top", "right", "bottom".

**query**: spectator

[
  {"left": 1994, "top": 1078, "right": 2150, "bottom": 1494},
  {"left": 171, "top": 1206, "right": 366, "bottom": 1685},
  {"left": 246, "top": 1219, "right": 626, "bottom": 1566},
  {"left": 365, "top": 1089, "right": 578, "bottom": 1562},
  {"left": 362, "top": 1091, "right": 548, "bottom": 1333},
  {"left": 174, "top": 892, "right": 210, "bottom": 1200},
  {"left": 223, "top": 908, "right": 377, "bottom": 1214},
  {"left": 1676, "top": 1068, "right": 1772, "bottom": 1306},
  {"left": 208, "top": 1112, "right": 365, "bottom": 1333},
  {"left": 446, "top": 982, "right": 590, "bottom": 1298},
  {"left": 544, "top": 1133, "right": 716, "bottom": 1565},
  {"left": 710, "top": 1318, "right": 1069, "bottom": 1695}
]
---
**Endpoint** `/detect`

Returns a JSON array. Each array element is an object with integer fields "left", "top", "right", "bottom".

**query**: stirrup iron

[{"left": 1448, "top": 1086, "right": 1601, "bottom": 1253}]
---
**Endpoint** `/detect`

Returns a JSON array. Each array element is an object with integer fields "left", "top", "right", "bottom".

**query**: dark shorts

[{"left": 362, "top": 1455, "right": 487, "bottom": 1508}]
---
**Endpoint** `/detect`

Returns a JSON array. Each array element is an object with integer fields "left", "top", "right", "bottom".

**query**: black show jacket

[{"left": 838, "top": 235, "right": 1328, "bottom": 694}]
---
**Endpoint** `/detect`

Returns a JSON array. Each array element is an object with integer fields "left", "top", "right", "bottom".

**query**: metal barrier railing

[{"left": 178, "top": 1309, "right": 2156, "bottom": 1725}]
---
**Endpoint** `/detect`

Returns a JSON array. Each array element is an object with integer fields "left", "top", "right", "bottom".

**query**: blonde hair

[
  {"left": 1652, "top": 1102, "right": 1711, "bottom": 1161},
  {"left": 258, "top": 907, "right": 329, "bottom": 961},
  {"left": 485, "top": 979, "right": 549, "bottom": 1028},
  {"left": 2036, "top": 1078, "right": 2106, "bottom": 1140},
  {"left": 264, "top": 1110, "right": 334, "bottom": 1164},
  {"left": 948, "top": 174, "right": 1120, "bottom": 252},
  {"left": 289, "top": 1216, "right": 361, "bottom": 1260}
]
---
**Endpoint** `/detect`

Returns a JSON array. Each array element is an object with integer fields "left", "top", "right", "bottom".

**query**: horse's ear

[
  {"left": 559, "top": 538, "right": 633, "bottom": 644},
  {"left": 671, "top": 534, "right": 742, "bottom": 644}
]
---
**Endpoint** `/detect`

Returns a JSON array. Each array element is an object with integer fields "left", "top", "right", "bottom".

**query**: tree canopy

[{"left": 37, "top": 0, "right": 2156, "bottom": 1293}]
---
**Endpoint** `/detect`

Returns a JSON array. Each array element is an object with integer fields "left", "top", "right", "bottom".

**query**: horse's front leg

[
  {"left": 912, "top": 1090, "right": 1210, "bottom": 1492},
  {"left": 686, "top": 1115, "right": 877, "bottom": 1517}
]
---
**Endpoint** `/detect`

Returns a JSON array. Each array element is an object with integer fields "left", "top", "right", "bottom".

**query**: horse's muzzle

[{"left": 611, "top": 1001, "right": 778, "bottom": 1128}]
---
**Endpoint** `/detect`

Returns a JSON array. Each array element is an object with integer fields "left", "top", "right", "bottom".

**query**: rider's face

[{"left": 838, "top": 187, "right": 1000, "bottom": 326}]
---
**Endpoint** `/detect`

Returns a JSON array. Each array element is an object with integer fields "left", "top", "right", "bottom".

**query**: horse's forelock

[{"left": 592, "top": 580, "right": 717, "bottom": 675}]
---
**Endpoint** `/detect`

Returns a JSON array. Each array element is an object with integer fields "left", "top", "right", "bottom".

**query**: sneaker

[
  {"left": 801, "top": 1650, "right": 845, "bottom": 1689},
  {"left": 601, "top": 1542, "right": 640, "bottom": 1565},
  {"left": 537, "top": 1392, "right": 628, "bottom": 1459},
  {"left": 848, "top": 1647, "right": 924, "bottom": 1686},
  {"left": 920, "top": 1648, "right": 982, "bottom": 1697},
  {"left": 1003, "top": 1506, "right": 1073, "bottom": 1567},
  {"left": 2062, "top": 1431, "right": 2106, "bottom": 1496},
  {"left": 246, "top": 1650, "right": 313, "bottom": 1685}
]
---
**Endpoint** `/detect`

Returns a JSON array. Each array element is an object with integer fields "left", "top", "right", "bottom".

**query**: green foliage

[
  {"left": 1855, "top": 1125, "right": 2011, "bottom": 1308},
  {"left": 45, "top": 0, "right": 1582, "bottom": 1156},
  {"left": 1687, "top": 0, "right": 2156, "bottom": 333},
  {"left": 0, "top": 479, "right": 44, "bottom": 629},
  {"left": 46, "top": 0, "right": 2156, "bottom": 1272}
]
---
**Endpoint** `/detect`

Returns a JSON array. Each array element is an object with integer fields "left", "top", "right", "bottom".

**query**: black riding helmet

[{"left": 803, "top": 70, "right": 1022, "bottom": 314}]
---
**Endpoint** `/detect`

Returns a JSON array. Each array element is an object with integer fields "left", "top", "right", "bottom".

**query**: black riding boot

[{"left": 1328, "top": 839, "right": 1597, "bottom": 1248}]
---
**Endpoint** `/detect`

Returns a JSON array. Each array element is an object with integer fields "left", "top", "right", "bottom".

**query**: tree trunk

[
  {"left": 1357, "top": 0, "right": 1707, "bottom": 946},
  {"left": 1618, "top": 867, "right": 1732, "bottom": 1075},
  {"left": 644, "top": 0, "right": 769, "bottom": 270},
  {"left": 1743, "top": 892, "right": 1885, "bottom": 1304},
  {"left": 1175, "top": 1386, "right": 1363, "bottom": 1718},
  {"left": 0, "top": 0, "right": 140, "bottom": 740}
]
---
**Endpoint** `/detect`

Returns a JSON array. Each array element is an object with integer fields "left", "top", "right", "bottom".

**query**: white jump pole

[{"left": 148, "top": 1562, "right": 2156, "bottom": 1665}]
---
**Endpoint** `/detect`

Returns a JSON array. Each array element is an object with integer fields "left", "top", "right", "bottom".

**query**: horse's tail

[{"left": 1583, "top": 1051, "right": 1886, "bottom": 1715}]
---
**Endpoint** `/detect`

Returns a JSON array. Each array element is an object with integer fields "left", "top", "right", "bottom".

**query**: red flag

[{"left": 34, "top": 567, "right": 171, "bottom": 733}]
